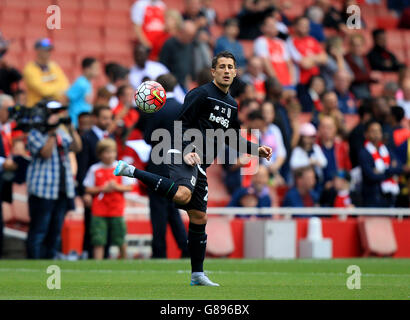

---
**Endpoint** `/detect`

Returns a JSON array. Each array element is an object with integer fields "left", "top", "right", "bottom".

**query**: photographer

[{"left": 26, "top": 101, "right": 81, "bottom": 259}]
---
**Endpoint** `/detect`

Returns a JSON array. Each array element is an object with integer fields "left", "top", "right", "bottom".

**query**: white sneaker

[
  {"left": 113, "top": 160, "right": 135, "bottom": 178},
  {"left": 190, "top": 273, "right": 220, "bottom": 286}
]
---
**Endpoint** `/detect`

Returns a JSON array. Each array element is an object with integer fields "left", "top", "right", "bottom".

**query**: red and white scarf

[{"left": 364, "top": 141, "right": 399, "bottom": 195}]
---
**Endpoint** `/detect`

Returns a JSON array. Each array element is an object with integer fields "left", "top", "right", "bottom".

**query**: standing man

[
  {"left": 114, "top": 51, "right": 272, "bottom": 286},
  {"left": 141, "top": 73, "right": 189, "bottom": 258},
  {"left": 26, "top": 101, "right": 82, "bottom": 259},
  {"left": 76, "top": 106, "right": 113, "bottom": 259}
]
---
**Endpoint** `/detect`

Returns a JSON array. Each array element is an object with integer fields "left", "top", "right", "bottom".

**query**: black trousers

[{"left": 148, "top": 190, "right": 188, "bottom": 258}]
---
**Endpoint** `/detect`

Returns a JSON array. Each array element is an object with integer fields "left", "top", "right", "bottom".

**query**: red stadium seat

[
  {"left": 49, "top": 28, "right": 77, "bottom": 41},
  {"left": 57, "top": 0, "right": 81, "bottom": 10},
  {"left": 403, "top": 31, "right": 410, "bottom": 50},
  {"left": 23, "top": 25, "right": 50, "bottom": 41},
  {"left": 81, "top": 0, "right": 107, "bottom": 10},
  {"left": 53, "top": 53, "right": 74, "bottom": 70},
  {"left": 104, "top": 39, "right": 132, "bottom": 55},
  {"left": 3, "top": 0, "right": 27, "bottom": 9},
  {"left": 206, "top": 217, "right": 234, "bottom": 257},
  {"left": 163, "top": 0, "right": 184, "bottom": 11},
  {"left": 385, "top": 30, "right": 404, "bottom": 51},
  {"left": 0, "top": 22, "right": 25, "bottom": 40},
  {"left": 53, "top": 38, "right": 77, "bottom": 54},
  {"left": 104, "top": 26, "right": 133, "bottom": 41},
  {"left": 107, "top": 0, "right": 131, "bottom": 12},
  {"left": 207, "top": 164, "right": 231, "bottom": 207},
  {"left": 239, "top": 40, "right": 254, "bottom": 59},
  {"left": 75, "top": 26, "right": 103, "bottom": 41},
  {"left": 27, "top": 0, "right": 52, "bottom": 8},
  {"left": 78, "top": 38, "right": 104, "bottom": 55},
  {"left": 78, "top": 10, "right": 105, "bottom": 27},
  {"left": 0, "top": 8, "right": 26, "bottom": 24},
  {"left": 376, "top": 17, "right": 398, "bottom": 29},
  {"left": 105, "top": 11, "right": 132, "bottom": 28}
]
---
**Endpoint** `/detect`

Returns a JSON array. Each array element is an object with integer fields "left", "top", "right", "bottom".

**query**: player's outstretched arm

[{"left": 258, "top": 145, "right": 272, "bottom": 161}]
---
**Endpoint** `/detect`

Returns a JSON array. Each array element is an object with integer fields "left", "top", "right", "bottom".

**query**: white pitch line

[{"left": 0, "top": 268, "right": 408, "bottom": 278}]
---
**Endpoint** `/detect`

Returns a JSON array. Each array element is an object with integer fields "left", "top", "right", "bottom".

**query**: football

[{"left": 134, "top": 81, "right": 167, "bottom": 113}]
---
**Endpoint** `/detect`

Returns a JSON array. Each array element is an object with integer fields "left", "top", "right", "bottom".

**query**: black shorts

[{"left": 167, "top": 151, "right": 208, "bottom": 213}]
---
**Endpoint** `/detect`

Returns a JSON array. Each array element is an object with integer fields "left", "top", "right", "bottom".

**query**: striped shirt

[{"left": 27, "top": 128, "right": 75, "bottom": 199}]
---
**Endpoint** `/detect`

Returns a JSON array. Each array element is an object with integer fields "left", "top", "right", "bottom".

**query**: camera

[{"left": 8, "top": 99, "right": 72, "bottom": 133}]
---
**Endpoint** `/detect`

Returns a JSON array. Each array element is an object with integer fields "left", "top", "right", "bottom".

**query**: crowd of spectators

[{"left": 1, "top": 0, "right": 410, "bottom": 259}]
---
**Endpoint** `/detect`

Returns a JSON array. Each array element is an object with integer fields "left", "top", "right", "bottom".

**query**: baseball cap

[
  {"left": 299, "top": 122, "right": 317, "bottom": 136},
  {"left": 34, "top": 38, "right": 54, "bottom": 50}
]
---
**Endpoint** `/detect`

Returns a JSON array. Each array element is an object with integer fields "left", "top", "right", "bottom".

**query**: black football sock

[
  {"left": 133, "top": 168, "right": 178, "bottom": 200},
  {"left": 187, "top": 222, "right": 207, "bottom": 273}
]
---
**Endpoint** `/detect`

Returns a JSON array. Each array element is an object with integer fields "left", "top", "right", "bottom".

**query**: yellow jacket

[{"left": 23, "top": 61, "right": 69, "bottom": 107}]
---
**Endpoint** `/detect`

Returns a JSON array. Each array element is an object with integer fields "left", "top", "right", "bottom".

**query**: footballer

[{"left": 114, "top": 51, "right": 272, "bottom": 286}]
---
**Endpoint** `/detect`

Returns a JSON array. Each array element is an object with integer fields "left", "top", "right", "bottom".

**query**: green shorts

[{"left": 90, "top": 216, "right": 127, "bottom": 246}]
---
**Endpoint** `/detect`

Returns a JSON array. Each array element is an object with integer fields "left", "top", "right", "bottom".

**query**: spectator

[
  {"left": 131, "top": 0, "right": 168, "bottom": 61},
  {"left": 183, "top": 0, "right": 209, "bottom": 31},
  {"left": 111, "top": 85, "right": 142, "bottom": 147},
  {"left": 371, "top": 96, "right": 395, "bottom": 149},
  {"left": 94, "top": 87, "right": 113, "bottom": 108},
  {"left": 349, "top": 102, "right": 373, "bottom": 168},
  {"left": 23, "top": 38, "right": 69, "bottom": 107},
  {"left": 282, "top": 165, "right": 319, "bottom": 208},
  {"left": 288, "top": 16, "right": 327, "bottom": 87},
  {"left": 201, "top": 0, "right": 218, "bottom": 26},
  {"left": 13, "top": 89, "right": 27, "bottom": 106},
  {"left": 241, "top": 56, "right": 267, "bottom": 102},
  {"left": 159, "top": 20, "right": 197, "bottom": 89},
  {"left": 129, "top": 44, "right": 169, "bottom": 90},
  {"left": 297, "top": 75, "right": 326, "bottom": 112},
  {"left": 164, "top": 9, "right": 184, "bottom": 38},
  {"left": 76, "top": 106, "right": 113, "bottom": 259},
  {"left": 306, "top": 6, "right": 325, "bottom": 43},
  {"left": 254, "top": 16, "right": 295, "bottom": 88},
  {"left": 320, "top": 170, "right": 354, "bottom": 208},
  {"left": 359, "top": 120, "right": 402, "bottom": 207},
  {"left": 318, "top": 116, "right": 351, "bottom": 187},
  {"left": 367, "top": 29, "right": 403, "bottom": 72},
  {"left": 77, "top": 112, "right": 93, "bottom": 137},
  {"left": 214, "top": 18, "right": 246, "bottom": 69},
  {"left": 290, "top": 122, "right": 327, "bottom": 189},
  {"left": 66, "top": 57, "right": 100, "bottom": 128},
  {"left": 320, "top": 36, "right": 353, "bottom": 91},
  {"left": 26, "top": 101, "right": 82, "bottom": 259},
  {"left": 260, "top": 101, "right": 286, "bottom": 183},
  {"left": 314, "top": 91, "right": 348, "bottom": 138},
  {"left": 333, "top": 70, "right": 356, "bottom": 114},
  {"left": 345, "top": 34, "right": 380, "bottom": 100},
  {"left": 0, "top": 94, "right": 18, "bottom": 258},
  {"left": 315, "top": 0, "right": 343, "bottom": 31},
  {"left": 389, "top": 106, "right": 410, "bottom": 148},
  {"left": 83, "top": 139, "right": 133, "bottom": 260},
  {"left": 397, "top": 78, "right": 410, "bottom": 119},
  {"left": 104, "top": 62, "right": 129, "bottom": 109},
  {"left": 228, "top": 165, "right": 272, "bottom": 218},
  {"left": 0, "top": 32, "right": 22, "bottom": 96},
  {"left": 140, "top": 73, "right": 189, "bottom": 258},
  {"left": 237, "top": 0, "right": 276, "bottom": 40}
]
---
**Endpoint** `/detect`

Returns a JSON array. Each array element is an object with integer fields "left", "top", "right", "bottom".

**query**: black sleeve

[
  {"left": 228, "top": 114, "right": 259, "bottom": 156},
  {"left": 76, "top": 135, "right": 90, "bottom": 196}
]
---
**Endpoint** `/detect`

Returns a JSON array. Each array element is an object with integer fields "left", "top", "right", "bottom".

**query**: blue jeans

[{"left": 27, "top": 194, "right": 70, "bottom": 259}]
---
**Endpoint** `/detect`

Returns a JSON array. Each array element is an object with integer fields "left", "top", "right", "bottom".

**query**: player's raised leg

[
  {"left": 114, "top": 160, "right": 192, "bottom": 205},
  {"left": 187, "top": 209, "right": 219, "bottom": 287}
]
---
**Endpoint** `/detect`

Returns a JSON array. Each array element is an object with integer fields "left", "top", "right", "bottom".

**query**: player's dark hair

[
  {"left": 156, "top": 73, "right": 178, "bottom": 92},
  {"left": 92, "top": 105, "right": 112, "bottom": 118},
  {"left": 81, "top": 57, "right": 97, "bottom": 70},
  {"left": 294, "top": 165, "right": 314, "bottom": 180},
  {"left": 211, "top": 51, "right": 236, "bottom": 69}
]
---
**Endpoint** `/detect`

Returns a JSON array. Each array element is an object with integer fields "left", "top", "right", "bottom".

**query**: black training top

[{"left": 175, "top": 81, "right": 259, "bottom": 169}]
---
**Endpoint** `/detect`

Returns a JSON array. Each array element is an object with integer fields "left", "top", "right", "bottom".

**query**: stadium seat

[
  {"left": 358, "top": 217, "right": 398, "bottom": 257},
  {"left": 0, "top": 22, "right": 25, "bottom": 40},
  {"left": 2, "top": 0, "right": 27, "bottom": 9},
  {"left": 53, "top": 53, "right": 74, "bottom": 70},
  {"left": 105, "top": 11, "right": 132, "bottom": 28},
  {"left": 75, "top": 25, "right": 103, "bottom": 41},
  {"left": 26, "top": 0, "right": 52, "bottom": 8},
  {"left": 207, "top": 164, "right": 231, "bottom": 207},
  {"left": 163, "top": 0, "right": 185, "bottom": 12},
  {"left": 239, "top": 40, "right": 254, "bottom": 59},
  {"left": 403, "top": 31, "right": 410, "bottom": 50},
  {"left": 107, "top": 0, "right": 130, "bottom": 12},
  {"left": 376, "top": 17, "right": 398, "bottom": 29},
  {"left": 23, "top": 25, "right": 50, "bottom": 40},
  {"left": 78, "top": 38, "right": 104, "bottom": 55},
  {"left": 49, "top": 28, "right": 77, "bottom": 41},
  {"left": 103, "top": 26, "right": 133, "bottom": 41},
  {"left": 78, "top": 10, "right": 105, "bottom": 27},
  {"left": 206, "top": 217, "right": 235, "bottom": 257},
  {"left": 0, "top": 8, "right": 26, "bottom": 24},
  {"left": 57, "top": 0, "right": 81, "bottom": 10},
  {"left": 104, "top": 39, "right": 133, "bottom": 55},
  {"left": 81, "top": 0, "right": 107, "bottom": 10},
  {"left": 385, "top": 30, "right": 404, "bottom": 51},
  {"left": 53, "top": 38, "right": 77, "bottom": 54}
]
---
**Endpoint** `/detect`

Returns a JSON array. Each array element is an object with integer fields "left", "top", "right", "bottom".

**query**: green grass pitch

[{"left": 0, "top": 259, "right": 409, "bottom": 300}]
